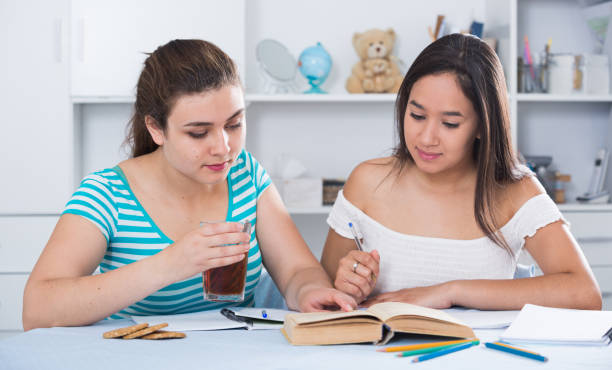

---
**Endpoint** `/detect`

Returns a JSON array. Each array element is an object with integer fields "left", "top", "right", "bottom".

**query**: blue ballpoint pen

[
  {"left": 348, "top": 222, "right": 364, "bottom": 251},
  {"left": 348, "top": 222, "right": 376, "bottom": 281}
]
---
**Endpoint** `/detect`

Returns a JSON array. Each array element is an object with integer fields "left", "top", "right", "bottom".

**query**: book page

[
  {"left": 367, "top": 302, "right": 467, "bottom": 326},
  {"left": 286, "top": 309, "right": 379, "bottom": 325}
]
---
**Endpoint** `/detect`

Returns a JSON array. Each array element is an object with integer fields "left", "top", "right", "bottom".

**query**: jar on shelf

[
  {"left": 548, "top": 53, "right": 583, "bottom": 94},
  {"left": 583, "top": 54, "right": 610, "bottom": 94}
]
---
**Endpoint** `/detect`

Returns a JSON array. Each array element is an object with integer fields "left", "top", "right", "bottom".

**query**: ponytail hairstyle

[{"left": 126, "top": 39, "right": 240, "bottom": 157}]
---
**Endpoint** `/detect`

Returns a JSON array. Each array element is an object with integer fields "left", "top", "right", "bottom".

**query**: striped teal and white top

[{"left": 63, "top": 149, "right": 271, "bottom": 319}]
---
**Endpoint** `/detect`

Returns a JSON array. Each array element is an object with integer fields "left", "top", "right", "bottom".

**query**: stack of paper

[{"left": 500, "top": 304, "right": 612, "bottom": 346}]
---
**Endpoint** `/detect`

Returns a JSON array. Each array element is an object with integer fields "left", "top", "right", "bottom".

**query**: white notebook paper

[
  {"left": 500, "top": 304, "right": 612, "bottom": 346},
  {"left": 443, "top": 308, "right": 520, "bottom": 329},
  {"left": 131, "top": 308, "right": 292, "bottom": 331}
]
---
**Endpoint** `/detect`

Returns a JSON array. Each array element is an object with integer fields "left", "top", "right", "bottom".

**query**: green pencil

[{"left": 396, "top": 340, "right": 479, "bottom": 358}]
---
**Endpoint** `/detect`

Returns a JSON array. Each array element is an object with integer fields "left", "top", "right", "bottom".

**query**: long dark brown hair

[
  {"left": 392, "top": 33, "right": 524, "bottom": 253},
  {"left": 126, "top": 39, "right": 240, "bottom": 157}
]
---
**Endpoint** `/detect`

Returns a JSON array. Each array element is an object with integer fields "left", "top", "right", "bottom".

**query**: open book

[{"left": 281, "top": 302, "right": 475, "bottom": 345}]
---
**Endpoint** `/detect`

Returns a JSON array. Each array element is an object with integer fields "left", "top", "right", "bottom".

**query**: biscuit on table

[
  {"left": 122, "top": 323, "right": 168, "bottom": 339},
  {"left": 103, "top": 323, "right": 149, "bottom": 339},
  {"left": 139, "top": 330, "right": 186, "bottom": 340}
]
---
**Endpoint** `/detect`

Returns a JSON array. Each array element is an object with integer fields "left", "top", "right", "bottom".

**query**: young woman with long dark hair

[{"left": 321, "top": 33, "right": 601, "bottom": 310}]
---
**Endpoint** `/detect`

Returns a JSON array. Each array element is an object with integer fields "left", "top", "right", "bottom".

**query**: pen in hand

[
  {"left": 348, "top": 222, "right": 364, "bottom": 251},
  {"left": 348, "top": 222, "right": 376, "bottom": 282}
]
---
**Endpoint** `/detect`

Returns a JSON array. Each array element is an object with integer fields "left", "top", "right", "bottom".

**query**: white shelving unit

[
  {"left": 246, "top": 93, "right": 397, "bottom": 103},
  {"left": 289, "top": 204, "right": 612, "bottom": 214},
  {"left": 286, "top": 206, "right": 333, "bottom": 215},
  {"left": 517, "top": 93, "right": 612, "bottom": 102},
  {"left": 513, "top": 0, "right": 612, "bottom": 309},
  {"left": 72, "top": 96, "right": 134, "bottom": 104}
]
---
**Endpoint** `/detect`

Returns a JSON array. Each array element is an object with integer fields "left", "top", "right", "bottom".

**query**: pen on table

[
  {"left": 397, "top": 340, "right": 479, "bottom": 357},
  {"left": 348, "top": 222, "right": 376, "bottom": 282},
  {"left": 261, "top": 310, "right": 268, "bottom": 319},
  {"left": 485, "top": 342, "right": 548, "bottom": 362},
  {"left": 377, "top": 338, "right": 477, "bottom": 353},
  {"left": 412, "top": 340, "right": 479, "bottom": 363}
]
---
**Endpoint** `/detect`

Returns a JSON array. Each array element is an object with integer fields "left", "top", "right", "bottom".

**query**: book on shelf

[{"left": 281, "top": 302, "right": 475, "bottom": 345}]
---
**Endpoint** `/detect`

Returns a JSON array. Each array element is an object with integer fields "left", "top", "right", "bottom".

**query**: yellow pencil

[{"left": 376, "top": 338, "right": 478, "bottom": 353}]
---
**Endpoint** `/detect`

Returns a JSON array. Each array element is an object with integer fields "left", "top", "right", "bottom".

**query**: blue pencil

[
  {"left": 411, "top": 341, "right": 478, "bottom": 363},
  {"left": 484, "top": 342, "right": 548, "bottom": 362}
]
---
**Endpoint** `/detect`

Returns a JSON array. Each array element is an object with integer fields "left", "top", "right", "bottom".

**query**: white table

[{"left": 1, "top": 319, "right": 611, "bottom": 370}]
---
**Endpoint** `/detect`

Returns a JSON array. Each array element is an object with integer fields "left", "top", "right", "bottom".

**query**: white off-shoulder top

[{"left": 327, "top": 189, "right": 565, "bottom": 296}]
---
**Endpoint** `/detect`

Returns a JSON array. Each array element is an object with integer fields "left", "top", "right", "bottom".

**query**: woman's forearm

[
  {"left": 23, "top": 253, "right": 173, "bottom": 330},
  {"left": 448, "top": 272, "right": 602, "bottom": 310},
  {"left": 283, "top": 266, "right": 333, "bottom": 311}
]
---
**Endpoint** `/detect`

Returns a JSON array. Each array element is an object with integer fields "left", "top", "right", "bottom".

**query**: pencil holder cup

[{"left": 519, "top": 64, "right": 543, "bottom": 93}]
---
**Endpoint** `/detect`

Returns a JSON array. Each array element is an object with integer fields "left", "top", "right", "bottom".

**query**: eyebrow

[
  {"left": 184, "top": 108, "right": 245, "bottom": 127},
  {"left": 409, "top": 100, "right": 463, "bottom": 117}
]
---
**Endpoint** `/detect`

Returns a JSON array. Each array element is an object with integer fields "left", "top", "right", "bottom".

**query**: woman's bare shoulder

[
  {"left": 343, "top": 157, "right": 396, "bottom": 208},
  {"left": 501, "top": 173, "right": 547, "bottom": 216}
]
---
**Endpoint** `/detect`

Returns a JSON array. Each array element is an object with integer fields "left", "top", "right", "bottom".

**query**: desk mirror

[{"left": 256, "top": 39, "right": 297, "bottom": 94}]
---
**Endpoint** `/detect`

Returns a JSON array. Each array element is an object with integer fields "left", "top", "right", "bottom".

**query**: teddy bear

[
  {"left": 362, "top": 57, "right": 394, "bottom": 93},
  {"left": 346, "top": 28, "right": 403, "bottom": 94}
]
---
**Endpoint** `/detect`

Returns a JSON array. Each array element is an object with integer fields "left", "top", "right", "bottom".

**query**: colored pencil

[
  {"left": 485, "top": 342, "right": 548, "bottom": 362},
  {"left": 412, "top": 341, "right": 478, "bottom": 363},
  {"left": 524, "top": 35, "right": 535, "bottom": 80},
  {"left": 397, "top": 340, "right": 479, "bottom": 357},
  {"left": 376, "top": 338, "right": 477, "bottom": 353}
]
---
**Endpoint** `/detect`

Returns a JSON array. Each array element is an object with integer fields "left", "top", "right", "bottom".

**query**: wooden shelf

[{"left": 516, "top": 93, "right": 612, "bottom": 102}]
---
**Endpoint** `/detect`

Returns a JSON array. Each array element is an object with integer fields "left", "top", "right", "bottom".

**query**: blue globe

[{"left": 298, "top": 42, "right": 332, "bottom": 94}]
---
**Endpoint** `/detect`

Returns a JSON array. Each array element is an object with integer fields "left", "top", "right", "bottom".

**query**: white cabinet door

[
  {"left": 0, "top": 0, "right": 73, "bottom": 214},
  {"left": 0, "top": 216, "right": 58, "bottom": 273},
  {"left": 71, "top": 0, "right": 246, "bottom": 97}
]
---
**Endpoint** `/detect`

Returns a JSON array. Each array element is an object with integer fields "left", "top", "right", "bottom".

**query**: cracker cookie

[
  {"left": 122, "top": 323, "right": 168, "bottom": 339},
  {"left": 140, "top": 330, "right": 186, "bottom": 340},
  {"left": 103, "top": 323, "right": 149, "bottom": 339}
]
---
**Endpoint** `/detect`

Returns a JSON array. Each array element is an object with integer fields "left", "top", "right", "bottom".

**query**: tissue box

[{"left": 280, "top": 178, "right": 322, "bottom": 208}]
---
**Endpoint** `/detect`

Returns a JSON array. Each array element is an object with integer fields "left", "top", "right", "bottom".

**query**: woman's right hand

[
  {"left": 334, "top": 249, "right": 380, "bottom": 303},
  {"left": 161, "top": 222, "right": 251, "bottom": 282}
]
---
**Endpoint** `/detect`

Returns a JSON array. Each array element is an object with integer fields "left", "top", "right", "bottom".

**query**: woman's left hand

[
  {"left": 361, "top": 283, "right": 454, "bottom": 309},
  {"left": 297, "top": 286, "right": 358, "bottom": 312}
]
